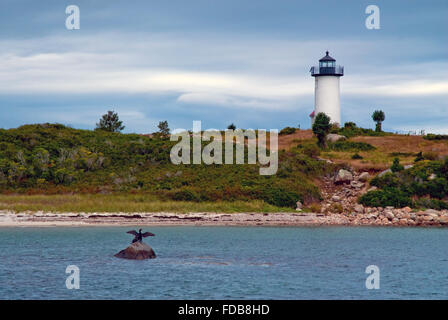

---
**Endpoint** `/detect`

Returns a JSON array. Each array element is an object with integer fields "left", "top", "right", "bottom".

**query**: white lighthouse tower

[{"left": 309, "top": 51, "right": 344, "bottom": 126}]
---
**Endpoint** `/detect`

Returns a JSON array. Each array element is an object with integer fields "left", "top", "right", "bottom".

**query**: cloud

[{"left": 0, "top": 31, "right": 447, "bottom": 132}]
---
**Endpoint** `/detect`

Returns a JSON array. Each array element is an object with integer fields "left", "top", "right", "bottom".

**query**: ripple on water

[{"left": 0, "top": 226, "right": 447, "bottom": 299}]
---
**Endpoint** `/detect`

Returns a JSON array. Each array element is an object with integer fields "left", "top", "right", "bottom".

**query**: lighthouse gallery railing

[{"left": 310, "top": 65, "right": 344, "bottom": 76}]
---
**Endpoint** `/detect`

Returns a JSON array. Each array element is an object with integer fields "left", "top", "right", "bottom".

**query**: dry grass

[
  {"left": 278, "top": 132, "right": 448, "bottom": 171},
  {"left": 0, "top": 194, "right": 292, "bottom": 213},
  {"left": 278, "top": 129, "right": 314, "bottom": 150}
]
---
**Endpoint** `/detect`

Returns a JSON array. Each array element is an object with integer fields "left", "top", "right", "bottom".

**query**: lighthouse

[{"left": 309, "top": 51, "right": 344, "bottom": 126}]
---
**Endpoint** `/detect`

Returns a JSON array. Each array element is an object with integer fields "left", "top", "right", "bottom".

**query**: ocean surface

[{"left": 0, "top": 226, "right": 447, "bottom": 299}]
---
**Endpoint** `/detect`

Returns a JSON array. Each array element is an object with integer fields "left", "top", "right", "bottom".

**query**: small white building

[{"left": 309, "top": 51, "right": 344, "bottom": 126}]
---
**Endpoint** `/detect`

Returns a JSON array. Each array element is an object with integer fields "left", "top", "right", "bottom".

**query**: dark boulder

[{"left": 114, "top": 241, "right": 156, "bottom": 260}]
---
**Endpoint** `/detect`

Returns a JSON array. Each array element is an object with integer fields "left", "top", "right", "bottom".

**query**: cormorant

[{"left": 126, "top": 229, "right": 155, "bottom": 243}]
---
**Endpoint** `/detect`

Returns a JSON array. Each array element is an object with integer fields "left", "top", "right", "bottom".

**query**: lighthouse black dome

[
  {"left": 310, "top": 51, "right": 344, "bottom": 77},
  {"left": 319, "top": 51, "right": 336, "bottom": 62}
]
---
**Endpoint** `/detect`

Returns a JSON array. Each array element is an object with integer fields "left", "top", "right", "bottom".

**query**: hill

[{"left": 0, "top": 124, "right": 333, "bottom": 212}]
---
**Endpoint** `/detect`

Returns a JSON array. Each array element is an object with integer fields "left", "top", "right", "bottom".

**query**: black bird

[{"left": 126, "top": 229, "right": 155, "bottom": 243}]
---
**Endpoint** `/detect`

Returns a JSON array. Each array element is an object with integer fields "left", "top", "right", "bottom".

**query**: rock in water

[{"left": 114, "top": 241, "right": 156, "bottom": 260}]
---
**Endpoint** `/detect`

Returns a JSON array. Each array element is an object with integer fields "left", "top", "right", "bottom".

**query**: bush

[
  {"left": 361, "top": 158, "right": 448, "bottom": 208},
  {"left": 414, "top": 198, "right": 448, "bottom": 210},
  {"left": 297, "top": 143, "right": 321, "bottom": 158},
  {"left": 423, "top": 151, "right": 438, "bottom": 161},
  {"left": 390, "top": 157, "right": 404, "bottom": 172},
  {"left": 171, "top": 189, "right": 200, "bottom": 202},
  {"left": 344, "top": 122, "right": 357, "bottom": 129},
  {"left": 338, "top": 126, "right": 388, "bottom": 138},
  {"left": 312, "top": 113, "right": 331, "bottom": 148},
  {"left": 351, "top": 153, "right": 363, "bottom": 159},
  {"left": 308, "top": 203, "right": 322, "bottom": 213},
  {"left": 423, "top": 134, "right": 448, "bottom": 141},
  {"left": 328, "top": 141, "right": 375, "bottom": 152},
  {"left": 359, "top": 188, "right": 412, "bottom": 208},
  {"left": 279, "top": 127, "right": 297, "bottom": 135},
  {"left": 330, "top": 203, "right": 343, "bottom": 213},
  {"left": 370, "top": 172, "right": 400, "bottom": 189},
  {"left": 261, "top": 187, "right": 300, "bottom": 208},
  {"left": 414, "top": 151, "right": 424, "bottom": 163}
]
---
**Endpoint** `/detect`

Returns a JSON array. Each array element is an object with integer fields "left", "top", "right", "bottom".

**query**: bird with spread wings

[{"left": 126, "top": 228, "right": 155, "bottom": 243}]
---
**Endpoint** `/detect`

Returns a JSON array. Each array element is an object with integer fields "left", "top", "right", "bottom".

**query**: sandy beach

[
  {"left": 1, "top": 209, "right": 447, "bottom": 227},
  {"left": 0, "top": 210, "right": 345, "bottom": 227}
]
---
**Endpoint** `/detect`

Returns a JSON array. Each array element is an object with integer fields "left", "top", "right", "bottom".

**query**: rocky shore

[
  {"left": 0, "top": 168, "right": 446, "bottom": 228},
  {"left": 0, "top": 207, "right": 447, "bottom": 227}
]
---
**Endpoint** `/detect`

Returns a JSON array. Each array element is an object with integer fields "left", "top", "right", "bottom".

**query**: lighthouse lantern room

[{"left": 309, "top": 51, "right": 344, "bottom": 126}]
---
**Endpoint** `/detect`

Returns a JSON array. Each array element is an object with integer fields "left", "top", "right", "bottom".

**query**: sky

[{"left": 0, "top": 0, "right": 447, "bottom": 133}]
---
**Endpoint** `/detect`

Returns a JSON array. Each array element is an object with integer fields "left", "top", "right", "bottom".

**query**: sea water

[{"left": 0, "top": 226, "right": 447, "bottom": 299}]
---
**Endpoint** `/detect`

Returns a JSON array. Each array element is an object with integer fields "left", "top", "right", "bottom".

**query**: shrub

[
  {"left": 330, "top": 203, "right": 343, "bottom": 213},
  {"left": 171, "top": 189, "right": 200, "bottom": 202},
  {"left": 312, "top": 113, "right": 331, "bottom": 148},
  {"left": 297, "top": 143, "right": 321, "bottom": 158},
  {"left": 370, "top": 172, "right": 400, "bottom": 189},
  {"left": 308, "top": 203, "right": 322, "bottom": 213},
  {"left": 351, "top": 153, "right": 363, "bottom": 159},
  {"left": 279, "top": 127, "right": 297, "bottom": 135},
  {"left": 415, "top": 198, "right": 448, "bottom": 210},
  {"left": 328, "top": 141, "right": 375, "bottom": 152},
  {"left": 344, "top": 122, "right": 357, "bottom": 129},
  {"left": 261, "top": 187, "right": 300, "bottom": 208},
  {"left": 358, "top": 188, "right": 412, "bottom": 208},
  {"left": 423, "top": 134, "right": 448, "bottom": 141},
  {"left": 423, "top": 151, "right": 438, "bottom": 161},
  {"left": 390, "top": 157, "right": 404, "bottom": 172},
  {"left": 414, "top": 151, "right": 424, "bottom": 162}
]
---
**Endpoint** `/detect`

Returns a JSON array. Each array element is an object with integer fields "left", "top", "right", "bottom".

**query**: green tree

[
  {"left": 414, "top": 151, "right": 424, "bottom": 163},
  {"left": 227, "top": 123, "right": 236, "bottom": 130},
  {"left": 372, "top": 110, "right": 385, "bottom": 132},
  {"left": 312, "top": 112, "right": 331, "bottom": 148},
  {"left": 95, "top": 110, "right": 125, "bottom": 132},
  {"left": 157, "top": 121, "right": 170, "bottom": 138},
  {"left": 344, "top": 122, "right": 357, "bottom": 129},
  {"left": 391, "top": 157, "right": 404, "bottom": 172}
]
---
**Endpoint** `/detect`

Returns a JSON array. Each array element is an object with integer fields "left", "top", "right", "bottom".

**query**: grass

[
  {"left": 0, "top": 194, "right": 294, "bottom": 213},
  {"left": 278, "top": 130, "right": 448, "bottom": 171}
]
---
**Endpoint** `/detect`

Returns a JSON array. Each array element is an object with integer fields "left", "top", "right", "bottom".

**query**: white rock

[
  {"left": 334, "top": 169, "right": 354, "bottom": 184},
  {"left": 326, "top": 134, "right": 347, "bottom": 143},
  {"left": 358, "top": 172, "right": 370, "bottom": 182}
]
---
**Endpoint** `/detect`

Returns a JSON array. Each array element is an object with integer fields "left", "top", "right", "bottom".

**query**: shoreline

[{"left": 1, "top": 210, "right": 447, "bottom": 227}]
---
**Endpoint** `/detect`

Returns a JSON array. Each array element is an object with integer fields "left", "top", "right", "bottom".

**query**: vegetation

[
  {"left": 157, "top": 121, "right": 170, "bottom": 138},
  {"left": 312, "top": 112, "right": 331, "bottom": 148},
  {"left": 0, "top": 194, "right": 293, "bottom": 213},
  {"left": 390, "top": 157, "right": 404, "bottom": 172},
  {"left": 359, "top": 158, "right": 448, "bottom": 209},
  {"left": 279, "top": 127, "right": 297, "bottom": 135},
  {"left": 0, "top": 123, "right": 333, "bottom": 209},
  {"left": 414, "top": 152, "right": 424, "bottom": 163},
  {"left": 327, "top": 141, "right": 375, "bottom": 152},
  {"left": 227, "top": 123, "right": 236, "bottom": 130},
  {"left": 372, "top": 110, "right": 385, "bottom": 132},
  {"left": 95, "top": 111, "right": 125, "bottom": 133},
  {"left": 337, "top": 123, "right": 388, "bottom": 138},
  {"left": 424, "top": 134, "right": 448, "bottom": 141}
]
